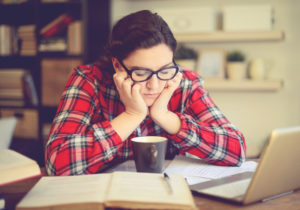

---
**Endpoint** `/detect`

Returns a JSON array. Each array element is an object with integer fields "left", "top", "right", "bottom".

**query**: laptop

[{"left": 190, "top": 126, "right": 300, "bottom": 205}]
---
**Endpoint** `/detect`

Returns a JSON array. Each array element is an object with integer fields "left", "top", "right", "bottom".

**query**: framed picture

[{"left": 196, "top": 49, "right": 225, "bottom": 79}]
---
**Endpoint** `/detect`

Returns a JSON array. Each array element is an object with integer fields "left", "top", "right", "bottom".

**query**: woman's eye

[
  {"left": 160, "top": 70, "right": 170, "bottom": 74},
  {"left": 133, "top": 70, "right": 150, "bottom": 77}
]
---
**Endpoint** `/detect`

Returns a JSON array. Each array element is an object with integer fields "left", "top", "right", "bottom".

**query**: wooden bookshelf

[
  {"left": 0, "top": 0, "right": 110, "bottom": 166},
  {"left": 203, "top": 79, "right": 283, "bottom": 91},
  {"left": 175, "top": 30, "right": 284, "bottom": 43}
]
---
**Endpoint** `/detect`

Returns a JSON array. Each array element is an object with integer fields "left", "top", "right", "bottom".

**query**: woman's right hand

[{"left": 113, "top": 71, "right": 148, "bottom": 119}]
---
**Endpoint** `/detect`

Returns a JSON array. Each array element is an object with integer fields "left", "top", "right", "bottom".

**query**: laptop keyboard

[{"left": 199, "top": 179, "right": 251, "bottom": 198}]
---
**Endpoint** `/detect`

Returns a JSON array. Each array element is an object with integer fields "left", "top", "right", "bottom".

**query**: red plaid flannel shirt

[{"left": 45, "top": 64, "right": 246, "bottom": 175}]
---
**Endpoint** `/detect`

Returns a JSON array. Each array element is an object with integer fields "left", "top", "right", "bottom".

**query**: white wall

[{"left": 111, "top": 0, "right": 300, "bottom": 157}]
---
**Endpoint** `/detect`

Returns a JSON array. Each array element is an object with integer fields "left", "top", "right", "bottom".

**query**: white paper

[
  {"left": 0, "top": 117, "right": 17, "bottom": 149},
  {"left": 164, "top": 155, "right": 257, "bottom": 185},
  {"left": 17, "top": 174, "right": 110, "bottom": 208}
]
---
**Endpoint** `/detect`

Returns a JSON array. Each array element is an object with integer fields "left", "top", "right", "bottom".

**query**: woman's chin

[{"left": 144, "top": 98, "right": 155, "bottom": 107}]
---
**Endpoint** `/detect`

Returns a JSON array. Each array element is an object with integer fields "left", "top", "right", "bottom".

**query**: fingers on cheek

[
  {"left": 114, "top": 73, "right": 123, "bottom": 83},
  {"left": 132, "top": 84, "right": 141, "bottom": 95},
  {"left": 123, "top": 78, "right": 133, "bottom": 88},
  {"left": 113, "top": 74, "right": 122, "bottom": 90}
]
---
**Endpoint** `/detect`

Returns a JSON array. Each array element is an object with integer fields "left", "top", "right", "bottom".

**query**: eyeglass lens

[{"left": 131, "top": 67, "right": 177, "bottom": 82}]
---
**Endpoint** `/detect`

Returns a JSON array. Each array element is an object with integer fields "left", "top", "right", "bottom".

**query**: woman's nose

[{"left": 146, "top": 74, "right": 160, "bottom": 89}]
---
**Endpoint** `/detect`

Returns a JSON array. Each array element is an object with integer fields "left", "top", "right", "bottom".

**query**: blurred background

[{"left": 0, "top": 0, "right": 299, "bottom": 165}]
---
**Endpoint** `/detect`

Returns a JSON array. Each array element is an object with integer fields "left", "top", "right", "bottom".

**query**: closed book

[
  {"left": 16, "top": 172, "right": 196, "bottom": 210},
  {"left": 17, "top": 25, "right": 35, "bottom": 33},
  {"left": 19, "top": 49, "right": 37, "bottom": 56},
  {"left": 0, "top": 149, "right": 41, "bottom": 187},
  {"left": 39, "top": 37, "right": 67, "bottom": 52},
  {"left": 67, "top": 20, "right": 83, "bottom": 54},
  {"left": 0, "top": 69, "right": 25, "bottom": 89},
  {"left": 40, "top": 14, "right": 73, "bottom": 38},
  {"left": 0, "top": 99, "right": 25, "bottom": 107},
  {"left": 0, "top": 89, "right": 23, "bottom": 99},
  {"left": 22, "top": 73, "right": 38, "bottom": 106},
  {"left": 0, "top": 25, "right": 12, "bottom": 55}
]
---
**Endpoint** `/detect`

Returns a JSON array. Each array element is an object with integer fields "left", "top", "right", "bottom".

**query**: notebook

[{"left": 190, "top": 126, "right": 300, "bottom": 204}]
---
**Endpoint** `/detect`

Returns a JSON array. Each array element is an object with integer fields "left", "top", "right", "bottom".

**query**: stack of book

[
  {"left": 0, "top": 69, "right": 38, "bottom": 106},
  {"left": 39, "top": 13, "right": 73, "bottom": 52},
  {"left": 0, "top": 25, "right": 18, "bottom": 56},
  {"left": 39, "top": 37, "right": 67, "bottom": 52},
  {"left": 1, "top": 0, "right": 28, "bottom": 4},
  {"left": 17, "top": 25, "right": 37, "bottom": 56}
]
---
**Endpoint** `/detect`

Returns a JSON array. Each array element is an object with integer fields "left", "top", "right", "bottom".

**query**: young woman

[{"left": 45, "top": 10, "right": 246, "bottom": 176}]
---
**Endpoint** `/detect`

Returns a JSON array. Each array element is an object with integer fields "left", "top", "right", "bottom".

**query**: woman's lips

[{"left": 144, "top": 93, "right": 159, "bottom": 98}]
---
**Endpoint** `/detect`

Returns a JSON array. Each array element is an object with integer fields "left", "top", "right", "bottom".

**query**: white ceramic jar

[{"left": 249, "top": 58, "right": 265, "bottom": 80}]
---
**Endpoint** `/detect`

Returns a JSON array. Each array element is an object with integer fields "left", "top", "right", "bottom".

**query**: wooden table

[
  {"left": 193, "top": 190, "right": 300, "bottom": 210},
  {"left": 1, "top": 175, "right": 300, "bottom": 210}
]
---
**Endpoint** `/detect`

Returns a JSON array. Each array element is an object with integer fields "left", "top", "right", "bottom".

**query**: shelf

[
  {"left": 203, "top": 79, "right": 283, "bottom": 91},
  {"left": 175, "top": 30, "right": 284, "bottom": 43},
  {"left": 39, "top": 51, "right": 83, "bottom": 58},
  {"left": 0, "top": 56, "right": 39, "bottom": 68}
]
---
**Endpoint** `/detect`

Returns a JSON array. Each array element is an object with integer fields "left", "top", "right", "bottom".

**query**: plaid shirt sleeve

[
  {"left": 45, "top": 65, "right": 124, "bottom": 176},
  {"left": 166, "top": 70, "right": 246, "bottom": 166}
]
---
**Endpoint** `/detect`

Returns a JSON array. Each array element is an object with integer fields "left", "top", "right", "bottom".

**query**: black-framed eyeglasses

[{"left": 118, "top": 59, "right": 180, "bottom": 82}]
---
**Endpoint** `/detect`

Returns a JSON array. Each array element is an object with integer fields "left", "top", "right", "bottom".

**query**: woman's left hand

[{"left": 149, "top": 72, "right": 182, "bottom": 123}]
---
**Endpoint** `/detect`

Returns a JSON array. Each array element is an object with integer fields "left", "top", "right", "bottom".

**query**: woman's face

[{"left": 115, "top": 44, "right": 174, "bottom": 107}]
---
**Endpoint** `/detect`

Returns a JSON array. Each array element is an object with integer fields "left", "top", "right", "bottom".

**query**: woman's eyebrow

[{"left": 130, "top": 61, "right": 174, "bottom": 70}]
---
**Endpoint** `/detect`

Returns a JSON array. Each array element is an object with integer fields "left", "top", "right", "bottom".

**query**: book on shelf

[
  {"left": 39, "top": 37, "right": 67, "bottom": 52},
  {"left": 17, "top": 25, "right": 37, "bottom": 55},
  {"left": 1, "top": 0, "right": 28, "bottom": 4},
  {"left": 17, "top": 25, "right": 35, "bottom": 33},
  {"left": 0, "top": 149, "right": 41, "bottom": 187},
  {"left": 0, "top": 69, "right": 38, "bottom": 106},
  {"left": 0, "top": 89, "right": 23, "bottom": 99},
  {"left": 0, "top": 69, "right": 24, "bottom": 89},
  {"left": 0, "top": 69, "right": 24, "bottom": 105},
  {"left": 67, "top": 20, "right": 83, "bottom": 55},
  {"left": 40, "top": 14, "right": 73, "bottom": 38},
  {"left": 16, "top": 171, "right": 196, "bottom": 210},
  {"left": 0, "top": 25, "right": 18, "bottom": 56},
  {"left": 0, "top": 99, "right": 25, "bottom": 107},
  {"left": 22, "top": 72, "right": 39, "bottom": 106}
]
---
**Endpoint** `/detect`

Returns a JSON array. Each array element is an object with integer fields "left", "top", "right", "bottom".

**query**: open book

[
  {"left": 0, "top": 149, "right": 41, "bottom": 186},
  {"left": 16, "top": 171, "right": 196, "bottom": 210}
]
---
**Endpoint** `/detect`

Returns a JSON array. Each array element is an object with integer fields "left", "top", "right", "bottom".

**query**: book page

[
  {"left": 0, "top": 149, "right": 41, "bottom": 185},
  {"left": 17, "top": 173, "right": 111, "bottom": 209},
  {"left": 0, "top": 149, "right": 34, "bottom": 169},
  {"left": 164, "top": 155, "right": 258, "bottom": 184},
  {"left": 106, "top": 171, "right": 195, "bottom": 209}
]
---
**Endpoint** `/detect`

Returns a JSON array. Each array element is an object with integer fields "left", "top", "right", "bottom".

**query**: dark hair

[{"left": 98, "top": 10, "right": 177, "bottom": 75}]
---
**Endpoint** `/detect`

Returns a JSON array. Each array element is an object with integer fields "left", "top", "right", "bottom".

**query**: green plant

[
  {"left": 226, "top": 50, "right": 245, "bottom": 62},
  {"left": 174, "top": 45, "right": 198, "bottom": 59}
]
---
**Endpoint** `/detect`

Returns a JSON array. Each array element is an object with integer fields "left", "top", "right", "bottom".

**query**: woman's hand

[
  {"left": 149, "top": 72, "right": 182, "bottom": 134},
  {"left": 113, "top": 71, "right": 148, "bottom": 119}
]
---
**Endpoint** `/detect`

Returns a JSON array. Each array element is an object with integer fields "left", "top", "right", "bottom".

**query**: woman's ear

[{"left": 111, "top": 57, "right": 122, "bottom": 72}]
